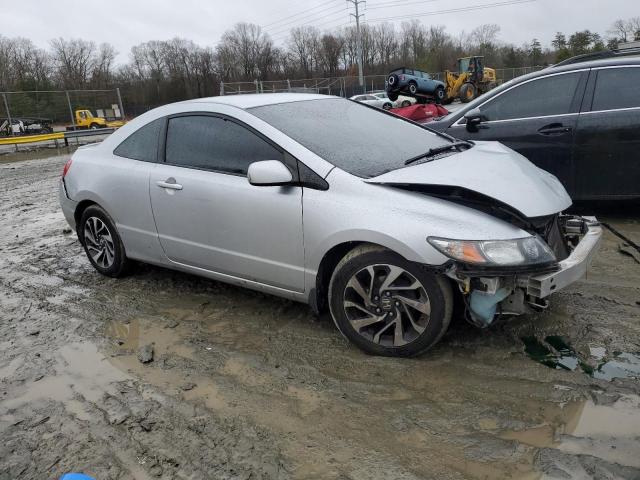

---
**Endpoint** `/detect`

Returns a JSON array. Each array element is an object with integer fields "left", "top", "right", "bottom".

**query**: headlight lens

[{"left": 428, "top": 236, "right": 556, "bottom": 266}]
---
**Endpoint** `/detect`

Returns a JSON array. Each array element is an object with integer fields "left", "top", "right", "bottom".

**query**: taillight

[{"left": 62, "top": 158, "right": 73, "bottom": 178}]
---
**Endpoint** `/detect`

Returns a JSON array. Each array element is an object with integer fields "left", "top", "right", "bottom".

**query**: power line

[
  {"left": 270, "top": 15, "right": 348, "bottom": 43},
  {"left": 262, "top": 0, "right": 340, "bottom": 29},
  {"left": 366, "top": 0, "right": 439, "bottom": 10},
  {"left": 366, "top": 0, "right": 536, "bottom": 23},
  {"left": 267, "top": 6, "right": 349, "bottom": 38},
  {"left": 265, "top": 4, "right": 348, "bottom": 37}
]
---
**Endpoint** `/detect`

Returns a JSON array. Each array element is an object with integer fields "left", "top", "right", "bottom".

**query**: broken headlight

[{"left": 427, "top": 236, "right": 556, "bottom": 266}]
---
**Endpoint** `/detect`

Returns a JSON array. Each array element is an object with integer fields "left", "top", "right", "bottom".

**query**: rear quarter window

[
  {"left": 592, "top": 67, "right": 640, "bottom": 111},
  {"left": 113, "top": 118, "right": 163, "bottom": 162}
]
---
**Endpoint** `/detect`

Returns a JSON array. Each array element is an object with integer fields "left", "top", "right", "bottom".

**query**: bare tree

[
  {"left": 287, "top": 26, "right": 320, "bottom": 77},
  {"left": 50, "top": 38, "right": 96, "bottom": 88},
  {"left": 373, "top": 23, "right": 398, "bottom": 71},
  {"left": 216, "top": 23, "right": 274, "bottom": 81},
  {"left": 317, "top": 34, "right": 343, "bottom": 76}
]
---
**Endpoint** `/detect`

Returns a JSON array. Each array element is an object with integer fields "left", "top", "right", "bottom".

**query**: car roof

[
  {"left": 390, "top": 66, "right": 426, "bottom": 73},
  {"left": 543, "top": 55, "right": 640, "bottom": 75},
  {"left": 184, "top": 93, "right": 333, "bottom": 110}
]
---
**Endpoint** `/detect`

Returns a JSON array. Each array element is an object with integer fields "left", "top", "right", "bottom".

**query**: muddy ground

[{"left": 1, "top": 153, "right": 639, "bottom": 480}]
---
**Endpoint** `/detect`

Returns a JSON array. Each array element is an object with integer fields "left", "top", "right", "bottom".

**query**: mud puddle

[{"left": 522, "top": 335, "right": 640, "bottom": 381}]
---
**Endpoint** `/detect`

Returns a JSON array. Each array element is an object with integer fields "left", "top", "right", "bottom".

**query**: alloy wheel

[
  {"left": 342, "top": 264, "right": 431, "bottom": 347},
  {"left": 83, "top": 216, "right": 115, "bottom": 268}
]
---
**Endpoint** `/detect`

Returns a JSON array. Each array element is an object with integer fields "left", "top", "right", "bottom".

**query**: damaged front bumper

[
  {"left": 449, "top": 216, "right": 602, "bottom": 327},
  {"left": 527, "top": 217, "right": 602, "bottom": 298}
]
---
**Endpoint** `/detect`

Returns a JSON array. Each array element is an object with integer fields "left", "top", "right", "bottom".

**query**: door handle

[
  {"left": 538, "top": 123, "right": 572, "bottom": 135},
  {"left": 156, "top": 179, "right": 183, "bottom": 190}
]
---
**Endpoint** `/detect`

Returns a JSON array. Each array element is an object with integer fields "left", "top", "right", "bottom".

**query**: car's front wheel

[
  {"left": 79, "top": 205, "right": 130, "bottom": 277},
  {"left": 328, "top": 245, "right": 453, "bottom": 357},
  {"left": 408, "top": 82, "right": 418, "bottom": 95},
  {"left": 382, "top": 102, "right": 392, "bottom": 110}
]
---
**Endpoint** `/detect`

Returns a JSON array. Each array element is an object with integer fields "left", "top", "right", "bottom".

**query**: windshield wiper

[{"left": 404, "top": 141, "right": 473, "bottom": 165}]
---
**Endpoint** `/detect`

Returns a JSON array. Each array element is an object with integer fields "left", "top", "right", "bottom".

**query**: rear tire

[
  {"left": 328, "top": 245, "right": 453, "bottom": 357},
  {"left": 79, "top": 205, "right": 131, "bottom": 277},
  {"left": 460, "top": 83, "right": 477, "bottom": 103},
  {"left": 401, "top": 100, "right": 411, "bottom": 107}
]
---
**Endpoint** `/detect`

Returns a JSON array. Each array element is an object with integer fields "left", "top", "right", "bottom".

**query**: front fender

[{"left": 307, "top": 228, "right": 449, "bottom": 276}]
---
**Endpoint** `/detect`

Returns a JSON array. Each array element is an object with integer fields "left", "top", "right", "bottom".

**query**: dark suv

[{"left": 428, "top": 56, "right": 640, "bottom": 200}]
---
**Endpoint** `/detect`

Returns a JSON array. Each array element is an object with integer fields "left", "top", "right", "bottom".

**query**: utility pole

[{"left": 347, "top": 0, "right": 365, "bottom": 93}]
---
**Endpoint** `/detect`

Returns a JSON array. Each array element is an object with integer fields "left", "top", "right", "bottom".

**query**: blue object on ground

[{"left": 60, "top": 474, "right": 96, "bottom": 480}]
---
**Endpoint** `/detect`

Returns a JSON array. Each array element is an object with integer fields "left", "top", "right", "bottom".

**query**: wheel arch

[
  {"left": 74, "top": 199, "right": 98, "bottom": 241},
  {"left": 311, "top": 235, "right": 440, "bottom": 314}
]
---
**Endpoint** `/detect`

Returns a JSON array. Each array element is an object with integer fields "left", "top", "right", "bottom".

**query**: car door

[
  {"left": 447, "top": 70, "right": 588, "bottom": 197},
  {"left": 148, "top": 113, "right": 305, "bottom": 292},
  {"left": 574, "top": 65, "right": 640, "bottom": 199},
  {"left": 362, "top": 95, "right": 379, "bottom": 108}
]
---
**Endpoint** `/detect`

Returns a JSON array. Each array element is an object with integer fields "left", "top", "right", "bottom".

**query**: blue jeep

[{"left": 386, "top": 67, "right": 446, "bottom": 103}]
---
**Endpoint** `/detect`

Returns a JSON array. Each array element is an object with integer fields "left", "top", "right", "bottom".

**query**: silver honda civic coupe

[{"left": 59, "top": 93, "right": 602, "bottom": 357}]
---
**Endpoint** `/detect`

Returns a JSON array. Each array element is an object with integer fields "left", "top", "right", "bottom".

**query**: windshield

[{"left": 249, "top": 98, "right": 451, "bottom": 178}]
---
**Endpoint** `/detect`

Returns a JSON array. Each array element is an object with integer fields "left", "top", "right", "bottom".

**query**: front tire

[
  {"left": 460, "top": 83, "right": 477, "bottom": 103},
  {"left": 408, "top": 82, "right": 418, "bottom": 95},
  {"left": 80, "top": 205, "right": 130, "bottom": 277},
  {"left": 435, "top": 86, "right": 445, "bottom": 104},
  {"left": 328, "top": 245, "right": 453, "bottom": 357},
  {"left": 401, "top": 100, "right": 411, "bottom": 107},
  {"left": 382, "top": 102, "right": 392, "bottom": 110}
]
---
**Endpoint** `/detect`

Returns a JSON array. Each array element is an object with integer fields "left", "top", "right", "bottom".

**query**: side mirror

[
  {"left": 247, "top": 160, "right": 293, "bottom": 187},
  {"left": 464, "top": 108, "right": 486, "bottom": 132}
]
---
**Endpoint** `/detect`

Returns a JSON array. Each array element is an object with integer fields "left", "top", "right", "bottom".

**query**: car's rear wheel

[
  {"left": 80, "top": 205, "right": 130, "bottom": 277},
  {"left": 408, "top": 82, "right": 418, "bottom": 95},
  {"left": 401, "top": 100, "right": 411, "bottom": 107},
  {"left": 329, "top": 245, "right": 453, "bottom": 357}
]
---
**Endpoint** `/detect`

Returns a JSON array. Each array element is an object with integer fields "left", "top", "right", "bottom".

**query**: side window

[
  {"left": 480, "top": 72, "right": 582, "bottom": 121},
  {"left": 114, "top": 118, "right": 163, "bottom": 162},
  {"left": 592, "top": 67, "right": 640, "bottom": 111},
  {"left": 165, "top": 115, "right": 283, "bottom": 175}
]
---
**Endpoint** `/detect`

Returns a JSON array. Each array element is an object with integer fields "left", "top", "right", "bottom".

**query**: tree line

[{"left": 0, "top": 16, "right": 638, "bottom": 113}]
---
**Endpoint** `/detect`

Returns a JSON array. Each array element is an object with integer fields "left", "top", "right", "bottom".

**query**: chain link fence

[
  {"left": 1, "top": 89, "right": 125, "bottom": 136},
  {"left": 220, "top": 66, "right": 546, "bottom": 98}
]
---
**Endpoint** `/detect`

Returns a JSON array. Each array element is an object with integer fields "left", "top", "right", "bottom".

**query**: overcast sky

[{"left": 1, "top": 0, "right": 636, "bottom": 63}]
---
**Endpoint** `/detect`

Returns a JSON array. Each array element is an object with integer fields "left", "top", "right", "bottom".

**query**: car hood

[{"left": 364, "top": 141, "right": 572, "bottom": 218}]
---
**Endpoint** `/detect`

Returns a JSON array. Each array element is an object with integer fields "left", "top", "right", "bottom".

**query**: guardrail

[{"left": 0, "top": 127, "right": 116, "bottom": 147}]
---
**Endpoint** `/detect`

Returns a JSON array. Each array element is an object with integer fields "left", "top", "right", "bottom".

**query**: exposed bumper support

[{"left": 527, "top": 217, "right": 602, "bottom": 298}]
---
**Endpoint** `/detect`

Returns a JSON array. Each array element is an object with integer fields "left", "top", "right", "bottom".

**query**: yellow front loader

[{"left": 444, "top": 56, "right": 497, "bottom": 104}]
